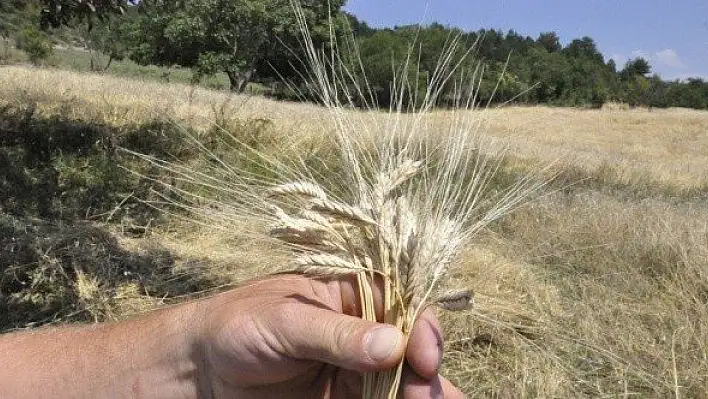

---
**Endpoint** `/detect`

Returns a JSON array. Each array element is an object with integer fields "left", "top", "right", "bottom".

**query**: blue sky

[{"left": 343, "top": 0, "right": 708, "bottom": 80}]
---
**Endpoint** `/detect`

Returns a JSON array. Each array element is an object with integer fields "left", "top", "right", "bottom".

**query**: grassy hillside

[{"left": 1, "top": 65, "right": 707, "bottom": 396}]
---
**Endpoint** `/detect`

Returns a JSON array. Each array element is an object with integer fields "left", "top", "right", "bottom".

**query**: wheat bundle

[
  {"left": 125, "top": 2, "right": 543, "bottom": 397},
  {"left": 257, "top": 4, "right": 542, "bottom": 395}
]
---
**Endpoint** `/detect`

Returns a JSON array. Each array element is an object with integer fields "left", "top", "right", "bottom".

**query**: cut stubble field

[{"left": 1, "top": 65, "right": 707, "bottom": 397}]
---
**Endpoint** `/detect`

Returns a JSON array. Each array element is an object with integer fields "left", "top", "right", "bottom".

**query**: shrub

[{"left": 15, "top": 26, "right": 53, "bottom": 66}]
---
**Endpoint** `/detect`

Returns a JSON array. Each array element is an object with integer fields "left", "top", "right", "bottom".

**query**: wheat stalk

[
  {"left": 274, "top": 4, "right": 546, "bottom": 397},
  {"left": 125, "top": 2, "right": 546, "bottom": 397}
]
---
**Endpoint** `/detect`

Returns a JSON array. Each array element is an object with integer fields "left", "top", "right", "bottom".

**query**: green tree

[
  {"left": 353, "top": 29, "right": 409, "bottom": 107},
  {"left": 562, "top": 36, "right": 604, "bottom": 64},
  {"left": 29, "top": 0, "right": 708, "bottom": 111},
  {"left": 82, "top": 11, "right": 132, "bottom": 71},
  {"left": 619, "top": 57, "right": 651, "bottom": 80},
  {"left": 523, "top": 47, "right": 571, "bottom": 103},
  {"left": 537, "top": 31, "right": 561, "bottom": 53},
  {"left": 618, "top": 58, "right": 654, "bottom": 106},
  {"left": 347, "top": 23, "right": 479, "bottom": 109},
  {"left": 623, "top": 75, "right": 652, "bottom": 107},
  {"left": 126, "top": 0, "right": 345, "bottom": 92},
  {"left": 607, "top": 58, "right": 617, "bottom": 73}
]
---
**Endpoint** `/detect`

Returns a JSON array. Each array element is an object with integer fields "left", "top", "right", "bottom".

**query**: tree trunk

[
  {"left": 226, "top": 57, "right": 258, "bottom": 93},
  {"left": 226, "top": 69, "right": 254, "bottom": 93},
  {"left": 102, "top": 55, "right": 114, "bottom": 71}
]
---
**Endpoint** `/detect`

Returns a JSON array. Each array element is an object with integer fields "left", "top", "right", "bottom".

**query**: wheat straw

[
  {"left": 276, "top": 5, "right": 546, "bottom": 395},
  {"left": 125, "top": 2, "right": 545, "bottom": 397}
]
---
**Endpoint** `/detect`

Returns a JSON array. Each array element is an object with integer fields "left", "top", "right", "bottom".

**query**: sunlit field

[{"left": 1, "top": 65, "right": 707, "bottom": 396}]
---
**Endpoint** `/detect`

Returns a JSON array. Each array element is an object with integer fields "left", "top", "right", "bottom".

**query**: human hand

[{"left": 192, "top": 274, "right": 465, "bottom": 398}]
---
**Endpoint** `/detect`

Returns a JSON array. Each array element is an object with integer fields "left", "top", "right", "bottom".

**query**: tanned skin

[{"left": 0, "top": 274, "right": 465, "bottom": 398}]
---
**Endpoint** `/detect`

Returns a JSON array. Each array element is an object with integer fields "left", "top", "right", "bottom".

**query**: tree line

[{"left": 3, "top": 0, "right": 707, "bottom": 109}]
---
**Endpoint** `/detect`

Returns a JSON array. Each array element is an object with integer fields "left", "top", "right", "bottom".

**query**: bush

[{"left": 15, "top": 26, "right": 53, "bottom": 65}]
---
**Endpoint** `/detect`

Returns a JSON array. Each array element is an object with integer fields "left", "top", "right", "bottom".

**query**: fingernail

[{"left": 365, "top": 326, "right": 400, "bottom": 362}]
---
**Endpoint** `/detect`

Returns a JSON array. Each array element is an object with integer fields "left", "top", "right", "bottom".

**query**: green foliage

[
  {"left": 15, "top": 25, "right": 53, "bottom": 65},
  {"left": 620, "top": 57, "right": 651, "bottom": 80},
  {"left": 344, "top": 23, "right": 480, "bottom": 109},
  {"left": 344, "top": 25, "right": 615, "bottom": 108},
  {"left": 623, "top": 75, "right": 652, "bottom": 107},
  {"left": 343, "top": 21, "right": 707, "bottom": 109},
  {"left": 354, "top": 29, "right": 409, "bottom": 107},
  {"left": 124, "top": 0, "right": 345, "bottom": 92},
  {"left": 562, "top": 37, "right": 604, "bottom": 63},
  {"left": 7, "top": 1, "right": 708, "bottom": 109},
  {"left": 0, "top": 1, "right": 41, "bottom": 36},
  {"left": 537, "top": 32, "right": 561, "bottom": 53},
  {"left": 659, "top": 78, "right": 708, "bottom": 109},
  {"left": 82, "top": 15, "right": 129, "bottom": 71},
  {"left": 38, "top": 0, "right": 137, "bottom": 29}
]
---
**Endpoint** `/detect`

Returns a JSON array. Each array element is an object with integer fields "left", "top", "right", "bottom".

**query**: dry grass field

[{"left": 2, "top": 65, "right": 707, "bottom": 397}]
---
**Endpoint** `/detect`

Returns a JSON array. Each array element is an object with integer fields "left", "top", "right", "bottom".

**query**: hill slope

[{"left": 1, "top": 66, "right": 707, "bottom": 396}]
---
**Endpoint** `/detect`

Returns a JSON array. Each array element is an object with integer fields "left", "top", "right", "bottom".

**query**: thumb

[{"left": 268, "top": 305, "right": 405, "bottom": 372}]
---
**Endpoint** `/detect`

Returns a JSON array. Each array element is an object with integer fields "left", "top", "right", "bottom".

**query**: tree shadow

[
  {"left": 0, "top": 102, "right": 165, "bottom": 222},
  {"left": 0, "top": 102, "right": 222, "bottom": 331},
  {"left": 0, "top": 215, "right": 219, "bottom": 331}
]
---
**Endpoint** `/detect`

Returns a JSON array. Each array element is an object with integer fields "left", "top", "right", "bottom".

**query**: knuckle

[{"left": 322, "top": 316, "right": 357, "bottom": 356}]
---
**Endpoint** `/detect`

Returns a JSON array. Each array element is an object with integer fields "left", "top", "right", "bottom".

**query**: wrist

[
  {"left": 0, "top": 300, "right": 206, "bottom": 399},
  {"left": 105, "top": 300, "right": 205, "bottom": 398},
  {"left": 189, "top": 291, "right": 239, "bottom": 397}
]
